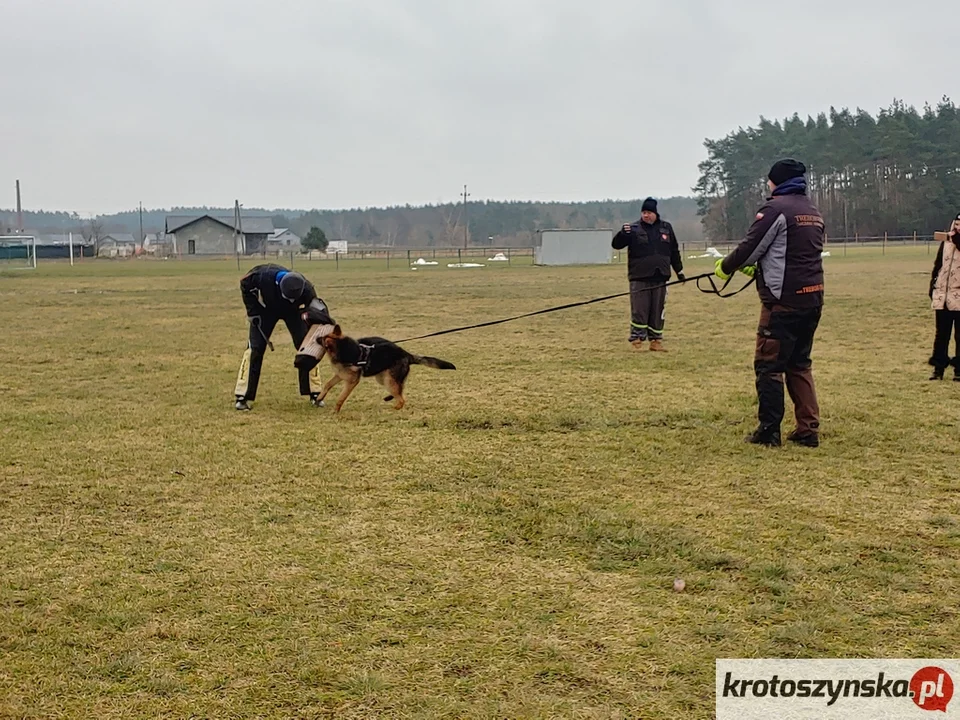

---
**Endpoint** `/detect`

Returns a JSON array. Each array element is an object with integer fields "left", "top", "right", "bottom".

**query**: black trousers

[
  {"left": 629, "top": 278, "right": 667, "bottom": 341},
  {"left": 754, "top": 304, "right": 822, "bottom": 437},
  {"left": 243, "top": 311, "right": 313, "bottom": 401},
  {"left": 930, "top": 309, "right": 960, "bottom": 371}
]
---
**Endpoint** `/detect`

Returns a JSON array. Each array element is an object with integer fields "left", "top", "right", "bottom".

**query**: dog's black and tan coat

[{"left": 295, "top": 324, "right": 455, "bottom": 413}]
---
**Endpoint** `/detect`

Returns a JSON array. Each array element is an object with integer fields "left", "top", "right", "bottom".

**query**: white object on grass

[
  {"left": 412, "top": 258, "right": 438, "bottom": 265},
  {"left": 821, "top": 251, "right": 831, "bottom": 257},
  {"left": 687, "top": 246, "right": 724, "bottom": 259},
  {"left": 488, "top": 252, "right": 509, "bottom": 262},
  {"left": 447, "top": 262, "right": 485, "bottom": 268}
]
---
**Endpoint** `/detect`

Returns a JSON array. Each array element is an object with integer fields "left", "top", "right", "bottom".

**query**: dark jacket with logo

[
  {"left": 240, "top": 264, "right": 318, "bottom": 317},
  {"left": 611, "top": 216, "right": 683, "bottom": 281},
  {"left": 720, "top": 179, "right": 825, "bottom": 309}
]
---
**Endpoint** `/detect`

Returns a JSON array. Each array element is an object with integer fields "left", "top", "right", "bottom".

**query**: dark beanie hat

[
  {"left": 641, "top": 197, "right": 658, "bottom": 214},
  {"left": 768, "top": 159, "right": 806, "bottom": 186}
]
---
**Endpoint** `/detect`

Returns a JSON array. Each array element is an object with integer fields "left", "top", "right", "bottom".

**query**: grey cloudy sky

[{"left": 2, "top": 0, "right": 957, "bottom": 214}]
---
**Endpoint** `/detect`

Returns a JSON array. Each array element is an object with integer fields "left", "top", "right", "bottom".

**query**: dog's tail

[{"left": 411, "top": 354, "right": 456, "bottom": 370}]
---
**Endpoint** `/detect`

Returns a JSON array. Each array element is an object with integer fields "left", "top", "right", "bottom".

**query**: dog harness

[{"left": 356, "top": 343, "right": 374, "bottom": 368}]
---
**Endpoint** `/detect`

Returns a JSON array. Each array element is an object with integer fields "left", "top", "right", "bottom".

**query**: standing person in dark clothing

[
  {"left": 611, "top": 197, "right": 685, "bottom": 351},
  {"left": 234, "top": 264, "right": 335, "bottom": 411},
  {"left": 928, "top": 214, "right": 960, "bottom": 381},
  {"left": 715, "top": 159, "right": 825, "bottom": 448}
]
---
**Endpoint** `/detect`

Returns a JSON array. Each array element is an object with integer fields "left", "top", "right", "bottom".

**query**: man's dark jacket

[
  {"left": 720, "top": 178, "right": 825, "bottom": 309},
  {"left": 611, "top": 215, "right": 683, "bottom": 281},
  {"left": 240, "top": 264, "right": 318, "bottom": 317}
]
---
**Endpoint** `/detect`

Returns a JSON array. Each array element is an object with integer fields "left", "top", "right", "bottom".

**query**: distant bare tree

[
  {"left": 83, "top": 218, "right": 106, "bottom": 256},
  {"left": 335, "top": 215, "right": 350, "bottom": 242},
  {"left": 440, "top": 204, "right": 462, "bottom": 246}
]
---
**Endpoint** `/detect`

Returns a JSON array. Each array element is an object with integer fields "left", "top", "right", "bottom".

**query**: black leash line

[{"left": 392, "top": 271, "right": 755, "bottom": 344}]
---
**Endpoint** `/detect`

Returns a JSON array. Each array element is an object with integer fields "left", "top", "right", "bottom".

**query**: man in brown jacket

[{"left": 715, "top": 159, "right": 825, "bottom": 447}]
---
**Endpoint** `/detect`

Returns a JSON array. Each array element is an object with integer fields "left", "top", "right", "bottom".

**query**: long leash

[{"left": 392, "top": 271, "right": 755, "bottom": 344}]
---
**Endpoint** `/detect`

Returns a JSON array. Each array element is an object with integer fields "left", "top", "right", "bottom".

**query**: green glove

[
  {"left": 740, "top": 265, "right": 757, "bottom": 278},
  {"left": 714, "top": 258, "right": 731, "bottom": 281}
]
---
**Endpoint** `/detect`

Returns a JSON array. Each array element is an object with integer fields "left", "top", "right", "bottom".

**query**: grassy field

[{"left": 1, "top": 248, "right": 958, "bottom": 719}]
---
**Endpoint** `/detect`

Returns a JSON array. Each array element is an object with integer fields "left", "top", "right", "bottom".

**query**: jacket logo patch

[
  {"left": 795, "top": 214, "right": 824, "bottom": 228},
  {"left": 756, "top": 212, "right": 765, "bottom": 220},
  {"left": 661, "top": 234, "right": 669, "bottom": 240}
]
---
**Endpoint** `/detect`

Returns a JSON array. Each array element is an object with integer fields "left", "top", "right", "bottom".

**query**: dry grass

[{"left": 1, "top": 248, "right": 958, "bottom": 719}]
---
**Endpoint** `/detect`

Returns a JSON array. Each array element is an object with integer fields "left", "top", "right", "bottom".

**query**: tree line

[
  {"left": 695, "top": 97, "right": 960, "bottom": 242},
  {"left": 1, "top": 198, "right": 706, "bottom": 248}
]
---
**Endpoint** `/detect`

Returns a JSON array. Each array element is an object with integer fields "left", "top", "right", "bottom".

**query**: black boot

[
  {"left": 745, "top": 427, "right": 782, "bottom": 447},
  {"left": 787, "top": 430, "right": 820, "bottom": 448},
  {"left": 930, "top": 367, "right": 945, "bottom": 381}
]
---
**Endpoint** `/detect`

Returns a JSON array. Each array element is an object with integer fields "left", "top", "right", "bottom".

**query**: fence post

[
  {"left": 387, "top": 250, "right": 390, "bottom": 270},
  {"left": 407, "top": 249, "right": 410, "bottom": 266},
  {"left": 914, "top": 230, "right": 917, "bottom": 247},
  {"left": 883, "top": 232, "right": 887, "bottom": 255},
  {"left": 507, "top": 247, "right": 511, "bottom": 265},
  {"left": 336, "top": 252, "right": 339, "bottom": 270},
  {"left": 458, "top": 248, "right": 462, "bottom": 264}
]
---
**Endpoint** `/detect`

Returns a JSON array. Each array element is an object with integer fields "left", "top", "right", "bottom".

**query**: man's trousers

[
  {"left": 237, "top": 312, "right": 314, "bottom": 401},
  {"left": 754, "top": 304, "right": 822, "bottom": 437},
  {"left": 930, "top": 309, "right": 960, "bottom": 372},
  {"left": 629, "top": 278, "right": 667, "bottom": 341}
]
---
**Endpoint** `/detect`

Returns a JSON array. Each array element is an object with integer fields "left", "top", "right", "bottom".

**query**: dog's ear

[{"left": 332, "top": 323, "right": 342, "bottom": 336}]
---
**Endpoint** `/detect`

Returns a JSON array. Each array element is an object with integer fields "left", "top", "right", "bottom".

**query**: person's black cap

[{"left": 768, "top": 159, "right": 807, "bottom": 186}]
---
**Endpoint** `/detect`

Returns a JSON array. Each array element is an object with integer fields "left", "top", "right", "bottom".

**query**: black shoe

[
  {"left": 953, "top": 375, "right": 960, "bottom": 383},
  {"left": 235, "top": 397, "right": 251, "bottom": 411},
  {"left": 787, "top": 430, "right": 819, "bottom": 448},
  {"left": 310, "top": 394, "right": 325, "bottom": 408},
  {"left": 745, "top": 429, "right": 781, "bottom": 447},
  {"left": 930, "top": 369, "right": 945, "bottom": 381}
]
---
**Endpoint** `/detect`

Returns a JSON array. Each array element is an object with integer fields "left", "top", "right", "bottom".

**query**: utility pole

[
  {"left": 462, "top": 184, "right": 470, "bottom": 248},
  {"left": 16, "top": 180, "right": 23, "bottom": 233},
  {"left": 234, "top": 200, "right": 243, "bottom": 270}
]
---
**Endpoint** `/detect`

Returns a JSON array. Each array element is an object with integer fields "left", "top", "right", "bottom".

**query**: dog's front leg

[
  {"left": 317, "top": 374, "right": 342, "bottom": 403},
  {"left": 333, "top": 374, "right": 361, "bottom": 414}
]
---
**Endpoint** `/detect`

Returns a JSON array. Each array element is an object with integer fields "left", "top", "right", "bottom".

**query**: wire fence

[
  {"left": 678, "top": 233, "right": 944, "bottom": 258},
  {"left": 122, "top": 246, "right": 538, "bottom": 268},
  {"left": 7, "top": 232, "right": 949, "bottom": 271}
]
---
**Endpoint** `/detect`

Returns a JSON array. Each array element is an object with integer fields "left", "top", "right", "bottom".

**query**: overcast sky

[{"left": 2, "top": 0, "right": 957, "bottom": 215}]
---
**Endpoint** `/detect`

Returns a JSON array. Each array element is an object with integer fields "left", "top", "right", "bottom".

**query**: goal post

[{"left": 0, "top": 235, "right": 37, "bottom": 269}]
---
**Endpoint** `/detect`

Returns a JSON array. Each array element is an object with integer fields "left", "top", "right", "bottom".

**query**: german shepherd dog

[{"left": 296, "top": 324, "right": 456, "bottom": 413}]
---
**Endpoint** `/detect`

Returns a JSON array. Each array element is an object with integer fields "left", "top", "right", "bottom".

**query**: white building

[{"left": 269, "top": 228, "right": 301, "bottom": 250}]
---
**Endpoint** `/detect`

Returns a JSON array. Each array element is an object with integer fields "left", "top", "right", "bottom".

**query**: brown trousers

[{"left": 754, "top": 304, "right": 822, "bottom": 436}]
